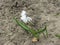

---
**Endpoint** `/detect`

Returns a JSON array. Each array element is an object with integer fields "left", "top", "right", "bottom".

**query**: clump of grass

[{"left": 14, "top": 17, "right": 48, "bottom": 42}]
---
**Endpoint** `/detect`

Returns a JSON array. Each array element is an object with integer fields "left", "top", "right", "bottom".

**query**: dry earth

[{"left": 0, "top": 0, "right": 60, "bottom": 45}]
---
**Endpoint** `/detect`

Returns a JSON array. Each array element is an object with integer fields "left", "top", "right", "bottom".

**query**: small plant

[
  {"left": 13, "top": 10, "right": 48, "bottom": 42},
  {"left": 14, "top": 17, "right": 48, "bottom": 42}
]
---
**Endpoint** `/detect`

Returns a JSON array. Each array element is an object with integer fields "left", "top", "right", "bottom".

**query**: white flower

[
  {"left": 21, "top": 10, "right": 26, "bottom": 17},
  {"left": 20, "top": 10, "right": 32, "bottom": 23}
]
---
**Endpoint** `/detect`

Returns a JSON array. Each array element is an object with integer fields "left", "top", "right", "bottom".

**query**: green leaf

[
  {"left": 37, "top": 26, "right": 48, "bottom": 37},
  {"left": 55, "top": 34, "right": 60, "bottom": 39}
]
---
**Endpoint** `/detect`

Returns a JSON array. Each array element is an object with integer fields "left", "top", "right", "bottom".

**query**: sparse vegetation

[{"left": 14, "top": 17, "right": 48, "bottom": 42}]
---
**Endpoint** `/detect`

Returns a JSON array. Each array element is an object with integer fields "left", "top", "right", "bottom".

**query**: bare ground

[{"left": 0, "top": 0, "right": 60, "bottom": 45}]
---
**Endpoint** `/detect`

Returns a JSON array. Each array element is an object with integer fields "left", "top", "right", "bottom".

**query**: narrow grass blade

[
  {"left": 37, "top": 29, "right": 45, "bottom": 34},
  {"left": 37, "top": 28, "right": 46, "bottom": 34},
  {"left": 55, "top": 34, "right": 60, "bottom": 39},
  {"left": 14, "top": 17, "right": 30, "bottom": 31},
  {"left": 44, "top": 26, "right": 48, "bottom": 37}
]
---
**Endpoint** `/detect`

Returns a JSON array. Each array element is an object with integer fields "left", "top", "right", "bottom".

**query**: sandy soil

[{"left": 0, "top": 0, "right": 60, "bottom": 45}]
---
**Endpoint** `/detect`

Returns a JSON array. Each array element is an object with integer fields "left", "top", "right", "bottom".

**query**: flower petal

[
  {"left": 27, "top": 17, "right": 32, "bottom": 22},
  {"left": 21, "top": 10, "right": 26, "bottom": 16}
]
